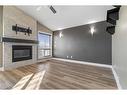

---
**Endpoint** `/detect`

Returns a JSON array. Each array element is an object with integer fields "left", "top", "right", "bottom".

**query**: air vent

[{"left": 49, "top": 6, "right": 57, "bottom": 14}]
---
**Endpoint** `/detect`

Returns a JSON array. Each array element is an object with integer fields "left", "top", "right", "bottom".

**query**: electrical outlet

[
  {"left": 67, "top": 56, "right": 69, "bottom": 58},
  {"left": 71, "top": 56, "right": 73, "bottom": 58}
]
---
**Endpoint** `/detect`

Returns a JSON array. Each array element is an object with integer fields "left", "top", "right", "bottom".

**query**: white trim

[
  {"left": 111, "top": 67, "right": 122, "bottom": 89},
  {"left": 38, "top": 31, "right": 52, "bottom": 35},
  {"left": 52, "top": 58, "right": 112, "bottom": 68},
  {"left": 38, "top": 31, "right": 53, "bottom": 59},
  {"left": 37, "top": 57, "right": 52, "bottom": 63}
]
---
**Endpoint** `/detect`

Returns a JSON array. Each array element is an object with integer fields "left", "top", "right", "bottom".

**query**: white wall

[
  {"left": 37, "top": 22, "right": 52, "bottom": 34},
  {"left": 0, "top": 6, "right": 3, "bottom": 36},
  {"left": 0, "top": 6, "right": 3, "bottom": 67},
  {"left": 112, "top": 6, "right": 127, "bottom": 89}
]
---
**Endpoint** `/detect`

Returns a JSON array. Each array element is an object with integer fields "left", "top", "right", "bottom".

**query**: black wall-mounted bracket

[
  {"left": 106, "top": 6, "right": 121, "bottom": 35},
  {"left": 106, "top": 26, "right": 115, "bottom": 35},
  {"left": 12, "top": 24, "right": 32, "bottom": 36}
]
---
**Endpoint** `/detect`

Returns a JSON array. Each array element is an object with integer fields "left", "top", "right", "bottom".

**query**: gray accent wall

[{"left": 53, "top": 21, "right": 112, "bottom": 65}]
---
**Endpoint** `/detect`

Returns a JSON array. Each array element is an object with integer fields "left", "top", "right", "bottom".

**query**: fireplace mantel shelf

[{"left": 1, "top": 37, "right": 38, "bottom": 44}]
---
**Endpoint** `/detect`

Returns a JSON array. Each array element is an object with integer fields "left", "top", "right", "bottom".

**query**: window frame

[{"left": 37, "top": 31, "right": 52, "bottom": 59}]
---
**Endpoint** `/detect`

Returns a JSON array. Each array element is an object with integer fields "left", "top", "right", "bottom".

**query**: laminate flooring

[{"left": 0, "top": 60, "right": 117, "bottom": 89}]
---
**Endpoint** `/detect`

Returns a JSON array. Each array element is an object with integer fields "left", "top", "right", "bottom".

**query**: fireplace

[{"left": 12, "top": 45, "right": 32, "bottom": 62}]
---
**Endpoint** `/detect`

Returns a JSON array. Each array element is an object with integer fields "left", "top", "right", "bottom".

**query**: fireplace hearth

[{"left": 12, "top": 45, "right": 32, "bottom": 62}]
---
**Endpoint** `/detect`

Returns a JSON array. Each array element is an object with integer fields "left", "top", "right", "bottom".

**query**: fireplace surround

[{"left": 0, "top": 6, "right": 38, "bottom": 70}]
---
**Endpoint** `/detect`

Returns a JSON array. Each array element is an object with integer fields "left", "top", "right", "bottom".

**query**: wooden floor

[{"left": 0, "top": 60, "right": 117, "bottom": 89}]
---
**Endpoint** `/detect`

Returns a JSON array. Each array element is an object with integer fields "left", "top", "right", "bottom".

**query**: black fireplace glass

[{"left": 12, "top": 45, "right": 32, "bottom": 62}]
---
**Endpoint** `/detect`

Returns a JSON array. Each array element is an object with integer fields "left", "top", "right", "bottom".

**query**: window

[{"left": 38, "top": 32, "right": 52, "bottom": 59}]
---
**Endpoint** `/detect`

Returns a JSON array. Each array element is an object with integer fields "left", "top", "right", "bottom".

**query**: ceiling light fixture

[
  {"left": 59, "top": 32, "right": 63, "bottom": 38},
  {"left": 90, "top": 27, "right": 95, "bottom": 36}
]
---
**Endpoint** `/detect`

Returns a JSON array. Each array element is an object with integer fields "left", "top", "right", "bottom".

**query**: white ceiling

[{"left": 17, "top": 6, "right": 113, "bottom": 31}]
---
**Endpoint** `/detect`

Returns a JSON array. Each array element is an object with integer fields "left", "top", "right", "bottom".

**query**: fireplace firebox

[{"left": 12, "top": 45, "right": 32, "bottom": 62}]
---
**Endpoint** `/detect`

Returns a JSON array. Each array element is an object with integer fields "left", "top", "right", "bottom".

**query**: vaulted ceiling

[{"left": 17, "top": 6, "right": 113, "bottom": 31}]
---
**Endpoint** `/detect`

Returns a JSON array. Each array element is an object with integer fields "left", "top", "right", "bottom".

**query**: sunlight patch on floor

[
  {"left": 12, "top": 70, "right": 46, "bottom": 90},
  {"left": 12, "top": 74, "right": 33, "bottom": 90},
  {"left": 25, "top": 71, "right": 46, "bottom": 90}
]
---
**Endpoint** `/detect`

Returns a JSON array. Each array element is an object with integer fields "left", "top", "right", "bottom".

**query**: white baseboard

[
  {"left": 52, "top": 58, "right": 112, "bottom": 68},
  {"left": 111, "top": 67, "right": 122, "bottom": 89},
  {"left": 37, "top": 57, "right": 52, "bottom": 63}
]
